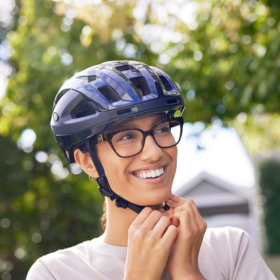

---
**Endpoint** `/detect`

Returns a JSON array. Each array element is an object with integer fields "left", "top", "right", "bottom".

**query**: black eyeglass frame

[{"left": 89, "top": 117, "right": 184, "bottom": 158}]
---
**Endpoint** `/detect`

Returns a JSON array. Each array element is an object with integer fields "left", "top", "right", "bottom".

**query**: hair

[
  {"left": 100, "top": 200, "right": 107, "bottom": 231},
  {"left": 74, "top": 141, "right": 107, "bottom": 231}
]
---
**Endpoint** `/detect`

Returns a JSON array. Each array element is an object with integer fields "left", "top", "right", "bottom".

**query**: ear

[{"left": 74, "top": 149, "right": 99, "bottom": 178}]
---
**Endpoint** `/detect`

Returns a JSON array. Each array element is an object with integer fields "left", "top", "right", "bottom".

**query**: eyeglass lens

[{"left": 111, "top": 120, "right": 181, "bottom": 157}]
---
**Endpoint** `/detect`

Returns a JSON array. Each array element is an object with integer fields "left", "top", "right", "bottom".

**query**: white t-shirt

[{"left": 27, "top": 227, "right": 277, "bottom": 280}]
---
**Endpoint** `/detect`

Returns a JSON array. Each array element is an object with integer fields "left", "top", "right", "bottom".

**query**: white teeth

[{"left": 136, "top": 167, "right": 164, "bottom": 179}]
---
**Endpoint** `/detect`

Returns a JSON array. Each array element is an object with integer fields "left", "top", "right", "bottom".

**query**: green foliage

[
  {"left": 259, "top": 160, "right": 280, "bottom": 254},
  {"left": 1, "top": 0, "right": 280, "bottom": 278},
  {"left": 0, "top": 135, "right": 104, "bottom": 278},
  {"left": 230, "top": 112, "right": 280, "bottom": 154}
]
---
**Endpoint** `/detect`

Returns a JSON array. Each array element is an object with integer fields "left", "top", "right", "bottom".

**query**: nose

[{"left": 140, "top": 135, "right": 163, "bottom": 162}]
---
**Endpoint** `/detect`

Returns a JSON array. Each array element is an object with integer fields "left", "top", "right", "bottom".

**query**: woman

[{"left": 27, "top": 61, "right": 276, "bottom": 280}]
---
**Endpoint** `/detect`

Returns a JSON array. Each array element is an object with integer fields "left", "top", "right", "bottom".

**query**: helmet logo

[
  {"left": 131, "top": 107, "right": 138, "bottom": 112},
  {"left": 53, "top": 112, "right": 59, "bottom": 122}
]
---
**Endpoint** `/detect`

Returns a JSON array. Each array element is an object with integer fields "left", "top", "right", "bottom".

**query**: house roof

[{"left": 173, "top": 171, "right": 251, "bottom": 213}]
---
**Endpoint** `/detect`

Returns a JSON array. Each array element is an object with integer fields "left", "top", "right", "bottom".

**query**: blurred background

[{"left": 0, "top": 0, "right": 280, "bottom": 279}]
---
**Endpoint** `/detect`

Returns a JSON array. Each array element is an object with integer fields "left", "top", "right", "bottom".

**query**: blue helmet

[{"left": 51, "top": 60, "right": 184, "bottom": 213}]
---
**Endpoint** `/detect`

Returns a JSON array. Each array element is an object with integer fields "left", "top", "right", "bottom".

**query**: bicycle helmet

[{"left": 51, "top": 60, "right": 184, "bottom": 213}]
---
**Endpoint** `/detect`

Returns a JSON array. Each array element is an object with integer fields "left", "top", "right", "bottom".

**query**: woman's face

[{"left": 95, "top": 114, "right": 178, "bottom": 206}]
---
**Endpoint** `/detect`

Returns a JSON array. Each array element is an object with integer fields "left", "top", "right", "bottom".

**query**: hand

[
  {"left": 124, "top": 207, "right": 178, "bottom": 280},
  {"left": 166, "top": 194, "right": 207, "bottom": 280}
]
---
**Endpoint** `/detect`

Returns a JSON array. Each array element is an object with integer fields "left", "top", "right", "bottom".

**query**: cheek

[
  {"left": 167, "top": 146, "right": 177, "bottom": 174},
  {"left": 96, "top": 144, "right": 131, "bottom": 185}
]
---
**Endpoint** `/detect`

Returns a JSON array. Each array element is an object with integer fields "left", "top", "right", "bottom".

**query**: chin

[{"left": 140, "top": 189, "right": 171, "bottom": 207}]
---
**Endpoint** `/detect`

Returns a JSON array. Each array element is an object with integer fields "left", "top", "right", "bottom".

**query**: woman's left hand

[{"left": 166, "top": 193, "right": 207, "bottom": 280}]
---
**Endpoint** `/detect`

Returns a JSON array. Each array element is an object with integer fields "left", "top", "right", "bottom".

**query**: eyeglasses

[{"left": 90, "top": 117, "right": 184, "bottom": 158}]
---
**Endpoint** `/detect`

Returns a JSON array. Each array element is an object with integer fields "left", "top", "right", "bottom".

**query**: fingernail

[{"left": 167, "top": 199, "right": 174, "bottom": 204}]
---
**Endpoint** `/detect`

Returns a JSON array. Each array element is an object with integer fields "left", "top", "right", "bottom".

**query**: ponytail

[{"left": 100, "top": 200, "right": 107, "bottom": 231}]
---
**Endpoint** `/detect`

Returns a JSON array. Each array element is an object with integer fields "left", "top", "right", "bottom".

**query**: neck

[{"left": 103, "top": 198, "right": 164, "bottom": 247}]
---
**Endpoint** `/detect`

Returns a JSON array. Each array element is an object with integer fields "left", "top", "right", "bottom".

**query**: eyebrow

[{"left": 104, "top": 115, "right": 167, "bottom": 133}]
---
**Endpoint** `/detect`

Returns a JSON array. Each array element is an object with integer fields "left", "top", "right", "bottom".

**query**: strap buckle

[{"left": 115, "top": 198, "right": 128, "bottom": 209}]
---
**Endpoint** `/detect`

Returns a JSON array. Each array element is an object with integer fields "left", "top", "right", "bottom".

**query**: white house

[
  {"left": 173, "top": 171, "right": 260, "bottom": 250},
  {"left": 172, "top": 123, "right": 261, "bottom": 251}
]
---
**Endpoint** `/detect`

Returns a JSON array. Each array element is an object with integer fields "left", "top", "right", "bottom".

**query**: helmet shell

[{"left": 51, "top": 60, "right": 184, "bottom": 162}]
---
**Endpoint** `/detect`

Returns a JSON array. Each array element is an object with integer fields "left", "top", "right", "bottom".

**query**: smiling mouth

[{"left": 133, "top": 167, "right": 164, "bottom": 179}]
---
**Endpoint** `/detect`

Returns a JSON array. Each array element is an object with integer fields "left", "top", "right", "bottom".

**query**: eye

[
  {"left": 155, "top": 124, "right": 170, "bottom": 134},
  {"left": 117, "top": 132, "right": 136, "bottom": 141}
]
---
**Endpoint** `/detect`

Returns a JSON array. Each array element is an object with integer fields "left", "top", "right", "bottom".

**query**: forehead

[{"left": 103, "top": 113, "right": 167, "bottom": 132}]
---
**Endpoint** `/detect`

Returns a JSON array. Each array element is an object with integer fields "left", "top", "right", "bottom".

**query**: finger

[
  {"left": 141, "top": 210, "right": 164, "bottom": 231},
  {"left": 179, "top": 210, "right": 192, "bottom": 233},
  {"left": 166, "top": 195, "right": 193, "bottom": 210},
  {"left": 169, "top": 200, "right": 193, "bottom": 227},
  {"left": 187, "top": 202, "right": 199, "bottom": 230},
  {"left": 161, "top": 225, "right": 178, "bottom": 248},
  {"left": 159, "top": 208, "right": 173, "bottom": 219},
  {"left": 132, "top": 207, "right": 153, "bottom": 226},
  {"left": 191, "top": 204, "right": 207, "bottom": 233},
  {"left": 169, "top": 193, "right": 181, "bottom": 203},
  {"left": 174, "top": 202, "right": 198, "bottom": 230},
  {"left": 172, "top": 215, "right": 180, "bottom": 227},
  {"left": 152, "top": 216, "right": 171, "bottom": 238},
  {"left": 166, "top": 198, "right": 184, "bottom": 210},
  {"left": 159, "top": 208, "right": 174, "bottom": 226},
  {"left": 166, "top": 199, "right": 176, "bottom": 209},
  {"left": 166, "top": 194, "right": 183, "bottom": 209},
  {"left": 190, "top": 203, "right": 203, "bottom": 224}
]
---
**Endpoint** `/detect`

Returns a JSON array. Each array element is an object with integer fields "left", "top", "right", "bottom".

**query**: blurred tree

[
  {"left": 1, "top": 0, "right": 280, "bottom": 278},
  {"left": 230, "top": 112, "right": 280, "bottom": 155},
  {"left": 259, "top": 160, "right": 280, "bottom": 254}
]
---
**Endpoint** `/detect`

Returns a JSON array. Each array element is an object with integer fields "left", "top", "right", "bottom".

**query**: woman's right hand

[{"left": 124, "top": 207, "right": 178, "bottom": 280}]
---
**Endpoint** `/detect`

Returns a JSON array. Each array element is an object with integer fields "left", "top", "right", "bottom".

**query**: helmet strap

[{"left": 85, "top": 139, "right": 145, "bottom": 214}]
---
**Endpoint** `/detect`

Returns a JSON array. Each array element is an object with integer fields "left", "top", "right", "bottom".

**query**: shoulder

[
  {"left": 200, "top": 227, "right": 252, "bottom": 274},
  {"left": 202, "top": 226, "right": 255, "bottom": 261},
  {"left": 27, "top": 238, "right": 99, "bottom": 280},
  {"left": 204, "top": 226, "right": 248, "bottom": 245},
  {"left": 200, "top": 227, "right": 277, "bottom": 280},
  {"left": 204, "top": 225, "right": 247, "bottom": 239},
  {"left": 40, "top": 238, "right": 94, "bottom": 263}
]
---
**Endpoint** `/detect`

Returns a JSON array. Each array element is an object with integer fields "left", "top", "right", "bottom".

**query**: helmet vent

[
  {"left": 70, "top": 99, "right": 96, "bottom": 118},
  {"left": 166, "top": 98, "right": 179, "bottom": 105},
  {"left": 159, "top": 75, "right": 172, "bottom": 91},
  {"left": 129, "top": 77, "right": 151, "bottom": 96},
  {"left": 77, "top": 75, "right": 100, "bottom": 83},
  {"left": 98, "top": 85, "right": 121, "bottom": 103},
  {"left": 115, "top": 65, "right": 136, "bottom": 71},
  {"left": 53, "top": 89, "right": 70, "bottom": 110},
  {"left": 155, "top": 81, "right": 164, "bottom": 97}
]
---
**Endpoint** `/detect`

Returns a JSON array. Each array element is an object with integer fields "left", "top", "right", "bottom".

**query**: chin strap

[{"left": 85, "top": 139, "right": 170, "bottom": 214}]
